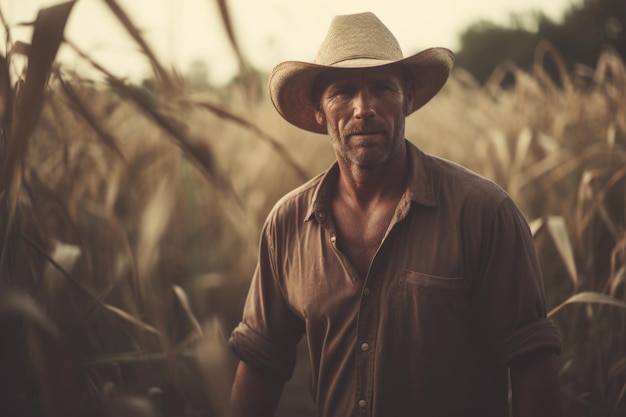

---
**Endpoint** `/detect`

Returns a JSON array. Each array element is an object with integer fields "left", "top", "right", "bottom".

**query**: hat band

[{"left": 324, "top": 57, "right": 396, "bottom": 68}]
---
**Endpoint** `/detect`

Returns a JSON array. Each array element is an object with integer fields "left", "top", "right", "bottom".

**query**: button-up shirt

[{"left": 229, "top": 140, "right": 561, "bottom": 417}]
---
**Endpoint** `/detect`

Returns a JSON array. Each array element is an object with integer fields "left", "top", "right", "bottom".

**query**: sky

[{"left": 1, "top": 0, "right": 581, "bottom": 85}]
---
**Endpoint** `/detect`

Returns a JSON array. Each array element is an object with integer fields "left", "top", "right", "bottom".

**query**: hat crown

[
  {"left": 268, "top": 12, "right": 453, "bottom": 134},
  {"left": 315, "top": 12, "right": 404, "bottom": 66}
]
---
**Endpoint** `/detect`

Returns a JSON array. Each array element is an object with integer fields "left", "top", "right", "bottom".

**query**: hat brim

[{"left": 268, "top": 47, "right": 454, "bottom": 134}]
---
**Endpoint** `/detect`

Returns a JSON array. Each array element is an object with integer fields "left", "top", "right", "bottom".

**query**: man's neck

[{"left": 334, "top": 143, "right": 408, "bottom": 211}]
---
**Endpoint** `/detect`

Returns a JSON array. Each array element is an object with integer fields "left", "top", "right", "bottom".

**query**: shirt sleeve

[
  {"left": 228, "top": 215, "right": 305, "bottom": 381},
  {"left": 475, "top": 197, "right": 562, "bottom": 367}
]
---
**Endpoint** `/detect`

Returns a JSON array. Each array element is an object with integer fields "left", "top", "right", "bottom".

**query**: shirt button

[
  {"left": 363, "top": 288, "right": 370, "bottom": 295},
  {"left": 358, "top": 399, "right": 367, "bottom": 408},
  {"left": 361, "top": 343, "right": 370, "bottom": 351}
]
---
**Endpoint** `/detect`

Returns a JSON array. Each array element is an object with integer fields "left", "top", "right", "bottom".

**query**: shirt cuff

[
  {"left": 228, "top": 321, "right": 298, "bottom": 381},
  {"left": 493, "top": 318, "right": 562, "bottom": 367}
]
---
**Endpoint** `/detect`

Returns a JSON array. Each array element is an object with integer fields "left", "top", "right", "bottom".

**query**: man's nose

[{"left": 353, "top": 89, "right": 376, "bottom": 119}]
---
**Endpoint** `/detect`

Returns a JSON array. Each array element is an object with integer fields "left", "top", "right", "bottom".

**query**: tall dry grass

[{"left": 0, "top": 1, "right": 624, "bottom": 417}]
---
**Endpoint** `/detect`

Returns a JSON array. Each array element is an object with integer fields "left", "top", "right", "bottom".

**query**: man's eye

[
  {"left": 330, "top": 88, "right": 351, "bottom": 98},
  {"left": 374, "top": 83, "right": 394, "bottom": 92}
]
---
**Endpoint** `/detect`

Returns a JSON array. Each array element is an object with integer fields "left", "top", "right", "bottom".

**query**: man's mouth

[{"left": 349, "top": 131, "right": 383, "bottom": 137}]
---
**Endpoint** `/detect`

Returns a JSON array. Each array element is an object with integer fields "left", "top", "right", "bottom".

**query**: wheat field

[{"left": 0, "top": 2, "right": 624, "bottom": 417}]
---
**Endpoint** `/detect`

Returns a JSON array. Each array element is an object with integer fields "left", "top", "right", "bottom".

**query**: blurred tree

[
  {"left": 538, "top": 0, "right": 625, "bottom": 69},
  {"left": 455, "top": 20, "right": 539, "bottom": 84},
  {"left": 455, "top": 0, "right": 626, "bottom": 84}
]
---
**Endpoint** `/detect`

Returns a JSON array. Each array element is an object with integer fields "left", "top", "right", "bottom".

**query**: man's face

[{"left": 314, "top": 66, "right": 411, "bottom": 167}]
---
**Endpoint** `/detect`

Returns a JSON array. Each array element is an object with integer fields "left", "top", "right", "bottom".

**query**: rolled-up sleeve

[
  {"left": 228, "top": 215, "right": 305, "bottom": 381},
  {"left": 476, "top": 197, "right": 561, "bottom": 367}
]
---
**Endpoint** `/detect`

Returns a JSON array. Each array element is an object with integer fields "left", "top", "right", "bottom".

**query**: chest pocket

[
  {"left": 375, "top": 270, "right": 480, "bottom": 414},
  {"left": 394, "top": 270, "right": 472, "bottom": 356},
  {"left": 401, "top": 270, "right": 467, "bottom": 292}
]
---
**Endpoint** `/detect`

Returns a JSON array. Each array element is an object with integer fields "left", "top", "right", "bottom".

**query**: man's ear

[
  {"left": 404, "top": 99, "right": 413, "bottom": 115},
  {"left": 403, "top": 75, "right": 417, "bottom": 115},
  {"left": 315, "top": 109, "right": 325, "bottom": 126},
  {"left": 404, "top": 88, "right": 414, "bottom": 115}
]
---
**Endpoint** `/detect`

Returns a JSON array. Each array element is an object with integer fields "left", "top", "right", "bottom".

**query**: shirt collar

[
  {"left": 405, "top": 141, "right": 437, "bottom": 208},
  {"left": 305, "top": 163, "right": 339, "bottom": 224},
  {"left": 304, "top": 140, "right": 437, "bottom": 224}
]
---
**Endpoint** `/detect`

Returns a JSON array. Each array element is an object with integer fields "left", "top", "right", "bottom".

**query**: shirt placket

[
  {"left": 354, "top": 198, "right": 409, "bottom": 416},
  {"left": 323, "top": 215, "right": 375, "bottom": 415},
  {"left": 354, "top": 282, "right": 377, "bottom": 416}
]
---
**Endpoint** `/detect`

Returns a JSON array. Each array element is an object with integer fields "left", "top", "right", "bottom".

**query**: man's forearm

[
  {"left": 230, "top": 361, "right": 285, "bottom": 417},
  {"left": 510, "top": 350, "right": 563, "bottom": 417}
]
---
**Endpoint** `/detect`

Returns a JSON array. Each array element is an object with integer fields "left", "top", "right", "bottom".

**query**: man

[{"left": 229, "top": 12, "right": 562, "bottom": 417}]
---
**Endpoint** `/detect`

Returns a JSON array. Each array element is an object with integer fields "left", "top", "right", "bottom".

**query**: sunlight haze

[{"left": 1, "top": 0, "right": 580, "bottom": 84}]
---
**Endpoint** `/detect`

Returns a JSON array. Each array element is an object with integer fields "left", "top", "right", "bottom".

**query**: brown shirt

[{"left": 229, "top": 140, "right": 561, "bottom": 417}]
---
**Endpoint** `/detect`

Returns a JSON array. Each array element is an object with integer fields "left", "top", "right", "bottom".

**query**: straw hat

[{"left": 268, "top": 12, "right": 454, "bottom": 134}]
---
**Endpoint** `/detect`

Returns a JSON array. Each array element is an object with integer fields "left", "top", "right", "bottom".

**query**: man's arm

[
  {"left": 510, "top": 350, "right": 563, "bottom": 417},
  {"left": 230, "top": 361, "right": 285, "bottom": 417}
]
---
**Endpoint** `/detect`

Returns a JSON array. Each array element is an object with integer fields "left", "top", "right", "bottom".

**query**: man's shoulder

[
  {"left": 266, "top": 170, "right": 326, "bottom": 223},
  {"left": 426, "top": 153, "right": 509, "bottom": 204}
]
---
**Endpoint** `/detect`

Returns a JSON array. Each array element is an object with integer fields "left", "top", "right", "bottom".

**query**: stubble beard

[{"left": 329, "top": 121, "right": 406, "bottom": 168}]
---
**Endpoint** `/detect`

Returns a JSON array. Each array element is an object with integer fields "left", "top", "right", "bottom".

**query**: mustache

[{"left": 344, "top": 120, "right": 386, "bottom": 136}]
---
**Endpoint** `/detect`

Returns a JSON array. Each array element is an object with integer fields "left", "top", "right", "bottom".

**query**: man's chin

[{"left": 343, "top": 151, "right": 391, "bottom": 167}]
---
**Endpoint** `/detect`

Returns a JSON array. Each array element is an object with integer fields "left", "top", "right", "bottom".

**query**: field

[{"left": 0, "top": 2, "right": 625, "bottom": 417}]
